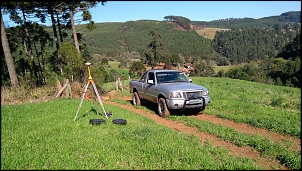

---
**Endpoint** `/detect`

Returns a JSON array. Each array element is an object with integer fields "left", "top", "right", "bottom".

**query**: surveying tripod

[{"left": 74, "top": 62, "right": 109, "bottom": 121}]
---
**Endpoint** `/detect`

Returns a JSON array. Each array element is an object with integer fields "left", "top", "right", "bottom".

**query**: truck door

[
  {"left": 136, "top": 72, "right": 147, "bottom": 99},
  {"left": 143, "top": 72, "right": 157, "bottom": 103}
]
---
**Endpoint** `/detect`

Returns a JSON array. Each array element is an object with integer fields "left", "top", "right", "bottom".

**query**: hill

[
  {"left": 74, "top": 11, "right": 300, "bottom": 61},
  {"left": 39, "top": 11, "right": 300, "bottom": 62},
  {"left": 75, "top": 20, "right": 215, "bottom": 61},
  {"left": 192, "top": 11, "right": 301, "bottom": 29}
]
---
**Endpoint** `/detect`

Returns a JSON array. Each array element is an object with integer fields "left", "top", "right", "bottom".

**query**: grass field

[
  {"left": 213, "top": 65, "right": 242, "bottom": 73},
  {"left": 2, "top": 99, "right": 261, "bottom": 170},
  {"left": 1, "top": 77, "right": 301, "bottom": 170},
  {"left": 108, "top": 61, "right": 120, "bottom": 69},
  {"left": 195, "top": 27, "right": 230, "bottom": 40}
]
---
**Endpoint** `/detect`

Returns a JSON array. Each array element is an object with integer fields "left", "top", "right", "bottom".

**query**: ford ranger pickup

[{"left": 129, "top": 69, "right": 210, "bottom": 117}]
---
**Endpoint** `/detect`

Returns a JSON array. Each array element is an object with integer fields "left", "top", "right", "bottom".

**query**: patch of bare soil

[
  {"left": 168, "top": 21, "right": 187, "bottom": 31},
  {"left": 104, "top": 96, "right": 300, "bottom": 170},
  {"left": 192, "top": 24, "right": 204, "bottom": 30}
]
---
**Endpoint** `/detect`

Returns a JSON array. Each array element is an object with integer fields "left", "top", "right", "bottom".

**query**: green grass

[
  {"left": 102, "top": 80, "right": 130, "bottom": 94},
  {"left": 108, "top": 61, "right": 120, "bottom": 69},
  {"left": 1, "top": 99, "right": 260, "bottom": 170},
  {"left": 114, "top": 68, "right": 130, "bottom": 78},
  {"left": 2, "top": 76, "right": 300, "bottom": 170},
  {"left": 186, "top": 77, "right": 301, "bottom": 138},
  {"left": 121, "top": 76, "right": 301, "bottom": 169},
  {"left": 213, "top": 64, "right": 243, "bottom": 73},
  {"left": 195, "top": 27, "right": 230, "bottom": 40},
  {"left": 167, "top": 116, "right": 301, "bottom": 170},
  {"left": 106, "top": 61, "right": 130, "bottom": 80}
]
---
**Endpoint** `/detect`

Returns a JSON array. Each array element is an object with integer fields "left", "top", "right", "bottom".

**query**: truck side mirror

[
  {"left": 148, "top": 80, "right": 154, "bottom": 84},
  {"left": 188, "top": 78, "right": 192, "bottom": 83}
]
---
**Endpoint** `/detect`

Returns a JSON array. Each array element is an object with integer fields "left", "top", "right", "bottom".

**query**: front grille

[{"left": 183, "top": 91, "right": 202, "bottom": 99}]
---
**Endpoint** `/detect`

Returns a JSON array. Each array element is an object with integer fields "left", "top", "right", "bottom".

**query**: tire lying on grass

[
  {"left": 89, "top": 119, "right": 106, "bottom": 125},
  {"left": 112, "top": 118, "right": 127, "bottom": 125}
]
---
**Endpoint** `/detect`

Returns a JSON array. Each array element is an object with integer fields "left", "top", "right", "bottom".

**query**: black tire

[
  {"left": 199, "top": 106, "right": 205, "bottom": 112},
  {"left": 112, "top": 118, "right": 127, "bottom": 125},
  {"left": 197, "top": 98, "right": 206, "bottom": 114},
  {"left": 89, "top": 119, "right": 106, "bottom": 125},
  {"left": 132, "top": 92, "right": 141, "bottom": 106},
  {"left": 192, "top": 108, "right": 204, "bottom": 115},
  {"left": 158, "top": 98, "right": 170, "bottom": 117}
]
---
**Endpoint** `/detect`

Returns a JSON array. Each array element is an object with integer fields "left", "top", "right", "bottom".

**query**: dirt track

[{"left": 104, "top": 96, "right": 301, "bottom": 170}]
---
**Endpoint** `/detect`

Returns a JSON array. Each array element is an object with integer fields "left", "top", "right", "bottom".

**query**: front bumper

[{"left": 166, "top": 96, "right": 210, "bottom": 110}]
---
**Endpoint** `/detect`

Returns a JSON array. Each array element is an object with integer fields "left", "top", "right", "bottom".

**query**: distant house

[
  {"left": 182, "top": 63, "right": 194, "bottom": 76},
  {"left": 180, "top": 69, "right": 190, "bottom": 76},
  {"left": 154, "top": 62, "right": 166, "bottom": 69},
  {"left": 184, "top": 63, "right": 192, "bottom": 69}
]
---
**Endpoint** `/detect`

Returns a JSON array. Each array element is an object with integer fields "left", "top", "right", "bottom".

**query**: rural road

[{"left": 104, "top": 96, "right": 300, "bottom": 170}]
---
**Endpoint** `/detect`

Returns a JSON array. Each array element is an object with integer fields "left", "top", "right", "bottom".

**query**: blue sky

[{"left": 2, "top": 1, "right": 301, "bottom": 27}]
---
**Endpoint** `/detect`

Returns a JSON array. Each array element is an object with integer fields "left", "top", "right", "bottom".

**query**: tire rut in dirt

[
  {"left": 189, "top": 114, "right": 301, "bottom": 152},
  {"left": 105, "top": 100, "right": 289, "bottom": 170}
]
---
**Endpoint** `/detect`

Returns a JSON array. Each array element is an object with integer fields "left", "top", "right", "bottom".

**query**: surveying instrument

[{"left": 74, "top": 62, "right": 110, "bottom": 121}]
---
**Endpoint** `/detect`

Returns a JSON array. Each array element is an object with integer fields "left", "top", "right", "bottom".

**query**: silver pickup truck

[{"left": 129, "top": 69, "right": 210, "bottom": 117}]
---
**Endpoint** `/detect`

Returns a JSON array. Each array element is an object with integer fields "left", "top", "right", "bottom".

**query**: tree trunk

[
  {"left": 49, "top": 3, "right": 60, "bottom": 51},
  {"left": 48, "top": 3, "right": 63, "bottom": 75},
  {"left": 21, "top": 9, "right": 35, "bottom": 80},
  {"left": 69, "top": 7, "right": 80, "bottom": 54},
  {"left": 33, "top": 40, "right": 45, "bottom": 85},
  {"left": 56, "top": 11, "right": 64, "bottom": 43},
  {"left": 1, "top": 13, "right": 19, "bottom": 87}
]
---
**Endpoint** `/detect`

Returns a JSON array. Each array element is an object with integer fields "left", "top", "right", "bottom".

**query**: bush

[{"left": 129, "top": 61, "right": 146, "bottom": 79}]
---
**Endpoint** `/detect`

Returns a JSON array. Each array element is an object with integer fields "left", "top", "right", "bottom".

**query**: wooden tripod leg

[{"left": 74, "top": 83, "right": 89, "bottom": 121}]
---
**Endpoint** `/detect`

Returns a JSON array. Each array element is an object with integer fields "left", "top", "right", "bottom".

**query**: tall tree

[
  {"left": 277, "top": 33, "right": 300, "bottom": 60},
  {"left": 69, "top": 4, "right": 80, "bottom": 54},
  {"left": 4, "top": 1, "right": 48, "bottom": 85},
  {"left": 67, "top": 1, "right": 106, "bottom": 55},
  {"left": 1, "top": 10, "right": 19, "bottom": 87},
  {"left": 144, "top": 30, "right": 163, "bottom": 69},
  {"left": 47, "top": 2, "right": 60, "bottom": 51}
]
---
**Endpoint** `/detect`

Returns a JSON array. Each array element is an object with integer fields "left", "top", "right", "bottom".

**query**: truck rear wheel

[
  {"left": 132, "top": 92, "right": 141, "bottom": 106},
  {"left": 158, "top": 98, "right": 170, "bottom": 117}
]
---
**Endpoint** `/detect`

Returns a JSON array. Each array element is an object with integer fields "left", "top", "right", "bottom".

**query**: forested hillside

[
  {"left": 192, "top": 11, "right": 301, "bottom": 29},
  {"left": 211, "top": 27, "right": 298, "bottom": 64},
  {"left": 1, "top": 3, "right": 301, "bottom": 89},
  {"left": 48, "top": 16, "right": 302, "bottom": 89},
  {"left": 75, "top": 20, "right": 214, "bottom": 60}
]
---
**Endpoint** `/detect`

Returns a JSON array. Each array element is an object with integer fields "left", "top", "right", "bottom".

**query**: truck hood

[{"left": 157, "top": 82, "right": 208, "bottom": 92}]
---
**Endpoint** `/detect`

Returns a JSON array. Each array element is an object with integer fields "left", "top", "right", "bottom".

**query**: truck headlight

[
  {"left": 169, "top": 91, "right": 182, "bottom": 98},
  {"left": 202, "top": 90, "right": 209, "bottom": 96}
]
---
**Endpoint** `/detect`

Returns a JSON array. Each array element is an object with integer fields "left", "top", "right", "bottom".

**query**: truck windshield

[{"left": 156, "top": 72, "right": 188, "bottom": 84}]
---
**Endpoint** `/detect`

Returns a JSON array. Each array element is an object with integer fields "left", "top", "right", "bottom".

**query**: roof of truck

[{"left": 147, "top": 69, "right": 182, "bottom": 72}]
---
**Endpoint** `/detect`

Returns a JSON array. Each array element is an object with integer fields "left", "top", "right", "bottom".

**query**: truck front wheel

[
  {"left": 158, "top": 98, "right": 170, "bottom": 117},
  {"left": 193, "top": 107, "right": 205, "bottom": 114},
  {"left": 132, "top": 92, "right": 141, "bottom": 106}
]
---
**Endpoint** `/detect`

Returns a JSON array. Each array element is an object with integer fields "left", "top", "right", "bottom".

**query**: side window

[
  {"left": 148, "top": 72, "right": 155, "bottom": 84},
  {"left": 139, "top": 73, "right": 146, "bottom": 82}
]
